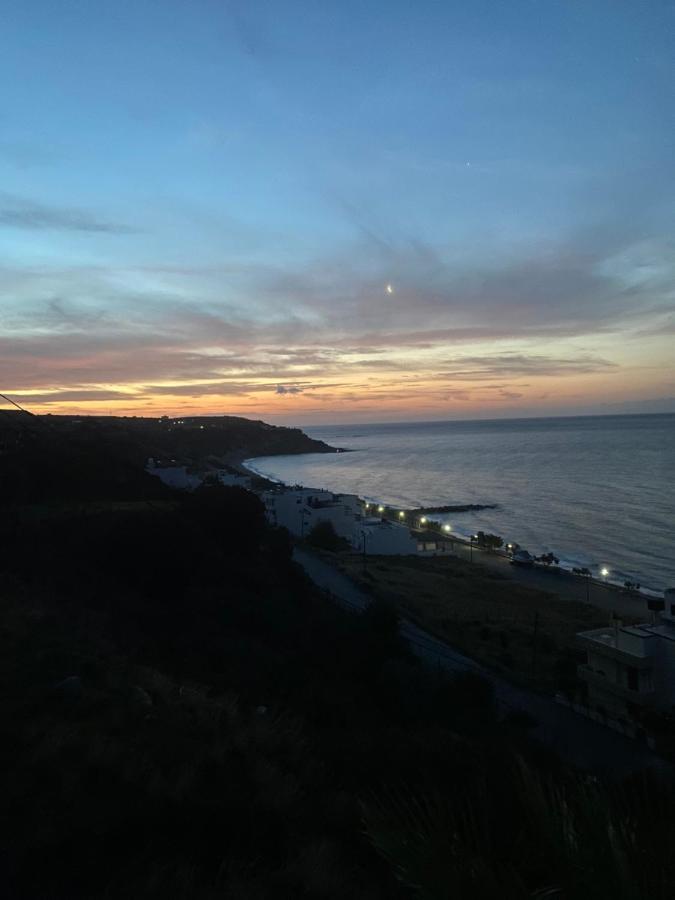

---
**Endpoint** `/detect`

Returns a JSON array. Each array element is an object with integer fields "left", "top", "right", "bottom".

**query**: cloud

[
  {"left": 434, "top": 353, "right": 618, "bottom": 380},
  {"left": 0, "top": 218, "right": 670, "bottom": 417},
  {"left": 12, "top": 389, "right": 135, "bottom": 405},
  {"left": 0, "top": 193, "right": 136, "bottom": 234}
]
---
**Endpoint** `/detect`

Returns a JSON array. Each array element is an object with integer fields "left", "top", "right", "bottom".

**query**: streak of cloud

[{"left": 0, "top": 193, "right": 136, "bottom": 234}]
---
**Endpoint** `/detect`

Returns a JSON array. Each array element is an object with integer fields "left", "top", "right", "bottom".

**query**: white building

[
  {"left": 215, "top": 470, "right": 252, "bottom": 489},
  {"left": 265, "top": 489, "right": 425, "bottom": 556},
  {"left": 577, "top": 588, "right": 675, "bottom": 738},
  {"left": 263, "top": 488, "right": 361, "bottom": 539},
  {"left": 352, "top": 518, "right": 418, "bottom": 556},
  {"left": 146, "top": 459, "right": 202, "bottom": 491}
]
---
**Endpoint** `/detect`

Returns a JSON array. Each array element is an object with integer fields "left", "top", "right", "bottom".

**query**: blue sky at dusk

[{"left": 1, "top": 0, "right": 673, "bottom": 422}]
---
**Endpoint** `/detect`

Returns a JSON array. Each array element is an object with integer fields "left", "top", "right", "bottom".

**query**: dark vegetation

[
  {"left": 307, "top": 519, "right": 350, "bottom": 552},
  {"left": 474, "top": 530, "right": 504, "bottom": 551},
  {"left": 1, "top": 415, "right": 674, "bottom": 898}
]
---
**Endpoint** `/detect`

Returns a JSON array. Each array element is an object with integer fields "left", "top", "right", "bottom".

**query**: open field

[{"left": 333, "top": 552, "right": 630, "bottom": 695}]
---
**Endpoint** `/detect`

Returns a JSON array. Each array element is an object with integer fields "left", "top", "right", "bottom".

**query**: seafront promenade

[
  {"left": 241, "top": 452, "right": 670, "bottom": 610},
  {"left": 439, "top": 533, "right": 648, "bottom": 619},
  {"left": 367, "top": 506, "right": 655, "bottom": 620}
]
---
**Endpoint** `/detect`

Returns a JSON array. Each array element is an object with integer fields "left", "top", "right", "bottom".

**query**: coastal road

[{"left": 294, "top": 547, "right": 672, "bottom": 778}]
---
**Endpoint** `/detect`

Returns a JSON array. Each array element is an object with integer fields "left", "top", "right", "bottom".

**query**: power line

[{"left": 0, "top": 392, "right": 34, "bottom": 415}]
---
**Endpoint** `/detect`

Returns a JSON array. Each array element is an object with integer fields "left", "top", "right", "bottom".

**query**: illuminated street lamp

[
  {"left": 399, "top": 510, "right": 405, "bottom": 519},
  {"left": 443, "top": 524, "right": 452, "bottom": 532},
  {"left": 419, "top": 516, "right": 427, "bottom": 526},
  {"left": 377, "top": 505, "right": 384, "bottom": 514},
  {"left": 600, "top": 567, "right": 610, "bottom": 578},
  {"left": 470, "top": 533, "right": 478, "bottom": 563}
]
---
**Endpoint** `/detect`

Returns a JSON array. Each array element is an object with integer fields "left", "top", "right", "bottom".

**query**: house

[
  {"left": 215, "top": 470, "right": 252, "bottom": 490},
  {"left": 352, "top": 518, "right": 418, "bottom": 556},
  {"left": 146, "top": 458, "right": 202, "bottom": 491},
  {"left": 413, "top": 530, "right": 456, "bottom": 555},
  {"left": 263, "top": 488, "right": 361, "bottom": 539},
  {"left": 576, "top": 588, "right": 675, "bottom": 739}
]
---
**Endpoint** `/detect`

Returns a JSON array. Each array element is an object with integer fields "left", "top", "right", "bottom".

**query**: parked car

[{"left": 511, "top": 549, "right": 534, "bottom": 567}]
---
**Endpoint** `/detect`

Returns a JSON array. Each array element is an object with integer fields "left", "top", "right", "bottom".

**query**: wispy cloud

[
  {"left": 0, "top": 193, "right": 136, "bottom": 234},
  {"left": 0, "top": 215, "right": 672, "bottom": 417}
]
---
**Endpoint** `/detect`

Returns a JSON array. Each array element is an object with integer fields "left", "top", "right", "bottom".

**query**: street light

[
  {"left": 600, "top": 567, "right": 610, "bottom": 578},
  {"left": 377, "top": 505, "right": 384, "bottom": 514},
  {"left": 420, "top": 516, "right": 427, "bottom": 526},
  {"left": 470, "top": 533, "right": 478, "bottom": 563},
  {"left": 398, "top": 510, "right": 405, "bottom": 519},
  {"left": 443, "top": 524, "right": 452, "bottom": 532}
]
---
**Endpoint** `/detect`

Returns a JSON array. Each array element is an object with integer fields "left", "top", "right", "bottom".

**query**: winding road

[{"left": 294, "top": 546, "right": 672, "bottom": 778}]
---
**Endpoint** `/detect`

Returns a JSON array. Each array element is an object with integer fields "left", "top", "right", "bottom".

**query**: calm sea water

[{"left": 247, "top": 414, "right": 675, "bottom": 593}]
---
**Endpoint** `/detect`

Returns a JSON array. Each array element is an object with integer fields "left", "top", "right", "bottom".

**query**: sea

[{"left": 245, "top": 414, "right": 675, "bottom": 594}]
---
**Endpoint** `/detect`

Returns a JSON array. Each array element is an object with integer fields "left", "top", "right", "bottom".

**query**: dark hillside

[
  {"left": 1, "top": 442, "right": 674, "bottom": 898},
  {"left": 0, "top": 412, "right": 334, "bottom": 503},
  {"left": 37, "top": 413, "right": 336, "bottom": 462}
]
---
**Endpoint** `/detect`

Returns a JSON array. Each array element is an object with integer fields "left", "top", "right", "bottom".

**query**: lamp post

[
  {"left": 470, "top": 533, "right": 477, "bottom": 563},
  {"left": 361, "top": 529, "right": 368, "bottom": 574},
  {"left": 600, "top": 567, "right": 610, "bottom": 611}
]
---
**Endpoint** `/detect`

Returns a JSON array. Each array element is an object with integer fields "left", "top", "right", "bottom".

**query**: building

[
  {"left": 263, "top": 488, "right": 361, "bottom": 539},
  {"left": 353, "top": 518, "right": 418, "bottom": 556},
  {"left": 576, "top": 588, "right": 675, "bottom": 738},
  {"left": 146, "top": 458, "right": 202, "bottom": 491},
  {"left": 414, "top": 530, "right": 456, "bottom": 555},
  {"left": 215, "top": 470, "right": 252, "bottom": 490}
]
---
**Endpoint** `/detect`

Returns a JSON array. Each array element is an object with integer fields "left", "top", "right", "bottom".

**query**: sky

[{"left": 1, "top": 0, "right": 674, "bottom": 424}]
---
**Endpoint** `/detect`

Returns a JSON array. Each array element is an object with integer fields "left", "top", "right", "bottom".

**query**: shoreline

[{"left": 242, "top": 455, "right": 666, "bottom": 603}]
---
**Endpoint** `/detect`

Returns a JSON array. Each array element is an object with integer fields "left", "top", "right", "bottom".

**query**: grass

[{"left": 335, "top": 552, "right": 613, "bottom": 693}]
